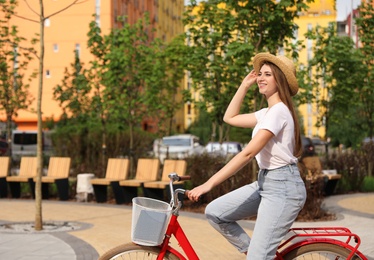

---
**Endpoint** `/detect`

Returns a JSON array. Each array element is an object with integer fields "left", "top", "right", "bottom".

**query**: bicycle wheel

[
  {"left": 283, "top": 243, "right": 365, "bottom": 260},
  {"left": 98, "top": 243, "right": 180, "bottom": 260}
]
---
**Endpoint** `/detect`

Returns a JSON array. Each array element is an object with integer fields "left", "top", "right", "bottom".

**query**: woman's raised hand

[{"left": 241, "top": 70, "right": 257, "bottom": 90}]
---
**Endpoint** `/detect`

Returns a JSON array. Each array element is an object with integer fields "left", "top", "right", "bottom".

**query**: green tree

[
  {"left": 0, "top": 0, "right": 35, "bottom": 155},
  {"left": 147, "top": 34, "right": 188, "bottom": 136},
  {"left": 14, "top": 0, "right": 87, "bottom": 231},
  {"left": 183, "top": 0, "right": 311, "bottom": 143},
  {"left": 53, "top": 50, "right": 103, "bottom": 167},
  {"left": 356, "top": 0, "right": 374, "bottom": 139},
  {"left": 53, "top": 50, "right": 91, "bottom": 118},
  {"left": 304, "top": 23, "right": 366, "bottom": 147},
  {"left": 86, "top": 14, "right": 168, "bottom": 173}
]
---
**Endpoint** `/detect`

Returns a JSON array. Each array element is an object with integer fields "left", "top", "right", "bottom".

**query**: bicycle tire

[
  {"left": 282, "top": 242, "right": 365, "bottom": 260},
  {"left": 98, "top": 242, "right": 180, "bottom": 260}
]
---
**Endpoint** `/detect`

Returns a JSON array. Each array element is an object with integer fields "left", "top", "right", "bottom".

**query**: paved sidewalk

[{"left": 0, "top": 193, "right": 373, "bottom": 260}]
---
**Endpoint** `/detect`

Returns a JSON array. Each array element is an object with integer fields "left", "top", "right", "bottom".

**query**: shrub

[
  {"left": 51, "top": 122, "right": 156, "bottom": 177},
  {"left": 185, "top": 153, "right": 254, "bottom": 206},
  {"left": 362, "top": 176, "right": 374, "bottom": 192},
  {"left": 184, "top": 154, "right": 329, "bottom": 221}
]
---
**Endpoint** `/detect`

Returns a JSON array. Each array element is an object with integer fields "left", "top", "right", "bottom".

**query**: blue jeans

[{"left": 205, "top": 164, "right": 306, "bottom": 260}]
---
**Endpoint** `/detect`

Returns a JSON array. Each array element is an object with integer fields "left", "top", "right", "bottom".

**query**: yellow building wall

[
  {"left": 0, "top": 0, "right": 342, "bottom": 137},
  {"left": 2, "top": 0, "right": 185, "bottom": 132},
  {"left": 157, "top": 0, "right": 186, "bottom": 133},
  {"left": 157, "top": 0, "right": 184, "bottom": 42},
  {"left": 295, "top": 0, "right": 336, "bottom": 139},
  {"left": 1, "top": 1, "right": 113, "bottom": 129}
]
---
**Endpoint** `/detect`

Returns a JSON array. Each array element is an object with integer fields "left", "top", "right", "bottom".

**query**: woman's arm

[
  {"left": 223, "top": 70, "right": 258, "bottom": 128},
  {"left": 187, "top": 129, "right": 273, "bottom": 202}
]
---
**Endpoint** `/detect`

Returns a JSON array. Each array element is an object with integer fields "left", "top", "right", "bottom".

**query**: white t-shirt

[{"left": 253, "top": 102, "right": 298, "bottom": 169}]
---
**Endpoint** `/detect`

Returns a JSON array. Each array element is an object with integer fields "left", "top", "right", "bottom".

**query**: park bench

[
  {"left": 31, "top": 157, "right": 71, "bottom": 200},
  {"left": 90, "top": 158, "right": 130, "bottom": 203},
  {"left": 143, "top": 159, "right": 187, "bottom": 201},
  {"left": 6, "top": 157, "right": 37, "bottom": 198},
  {"left": 301, "top": 156, "right": 342, "bottom": 195},
  {"left": 114, "top": 158, "right": 160, "bottom": 204},
  {"left": 0, "top": 157, "right": 10, "bottom": 198}
]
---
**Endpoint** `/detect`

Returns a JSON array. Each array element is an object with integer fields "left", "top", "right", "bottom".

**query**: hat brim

[{"left": 253, "top": 53, "right": 299, "bottom": 96}]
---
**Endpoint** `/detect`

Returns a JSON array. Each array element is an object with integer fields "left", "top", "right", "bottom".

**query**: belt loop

[{"left": 288, "top": 164, "right": 294, "bottom": 174}]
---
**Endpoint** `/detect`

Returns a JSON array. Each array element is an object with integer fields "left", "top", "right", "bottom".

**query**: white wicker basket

[{"left": 131, "top": 197, "right": 172, "bottom": 246}]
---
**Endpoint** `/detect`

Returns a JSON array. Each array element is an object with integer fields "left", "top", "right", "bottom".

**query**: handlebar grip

[{"left": 178, "top": 175, "right": 191, "bottom": 181}]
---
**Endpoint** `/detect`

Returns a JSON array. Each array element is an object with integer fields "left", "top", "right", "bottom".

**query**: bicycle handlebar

[
  {"left": 177, "top": 175, "right": 191, "bottom": 181},
  {"left": 168, "top": 173, "right": 191, "bottom": 211}
]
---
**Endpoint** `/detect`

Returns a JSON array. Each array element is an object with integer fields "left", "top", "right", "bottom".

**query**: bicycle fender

[
  {"left": 278, "top": 238, "right": 367, "bottom": 259},
  {"left": 167, "top": 245, "right": 188, "bottom": 260}
]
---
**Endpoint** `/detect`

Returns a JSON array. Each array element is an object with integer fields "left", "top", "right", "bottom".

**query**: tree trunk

[
  {"left": 211, "top": 121, "right": 216, "bottom": 142},
  {"left": 34, "top": 0, "right": 45, "bottom": 231},
  {"left": 6, "top": 113, "right": 12, "bottom": 157},
  {"left": 101, "top": 117, "right": 107, "bottom": 173},
  {"left": 129, "top": 122, "right": 135, "bottom": 177},
  {"left": 218, "top": 123, "right": 224, "bottom": 143}
]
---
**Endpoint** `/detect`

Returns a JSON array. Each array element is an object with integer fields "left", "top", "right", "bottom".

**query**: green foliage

[
  {"left": 52, "top": 120, "right": 156, "bottom": 177},
  {"left": 356, "top": 1, "right": 374, "bottom": 139},
  {"left": 183, "top": 0, "right": 311, "bottom": 143},
  {"left": 186, "top": 110, "right": 212, "bottom": 144},
  {"left": 302, "top": 23, "right": 366, "bottom": 147},
  {"left": 362, "top": 176, "right": 374, "bottom": 192},
  {"left": 185, "top": 153, "right": 329, "bottom": 220},
  {"left": 187, "top": 109, "right": 252, "bottom": 144},
  {"left": 185, "top": 153, "right": 254, "bottom": 206},
  {"left": 53, "top": 50, "right": 92, "bottom": 118},
  {"left": 324, "top": 142, "right": 374, "bottom": 193},
  {"left": 56, "top": 13, "right": 188, "bottom": 151},
  {"left": 0, "top": 0, "right": 36, "bottom": 147},
  {"left": 148, "top": 35, "right": 188, "bottom": 136}
]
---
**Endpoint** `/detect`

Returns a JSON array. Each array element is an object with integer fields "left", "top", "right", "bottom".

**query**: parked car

[
  {"left": 0, "top": 139, "right": 8, "bottom": 156},
  {"left": 205, "top": 142, "right": 242, "bottom": 157},
  {"left": 11, "top": 130, "right": 53, "bottom": 161},
  {"left": 153, "top": 134, "right": 205, "bottom": 163},
  {"left": 363, "top": 137, "right": 374, "bottom": 144},
  {"left": 311, "top": 137, "right": 326, "bottom": 154},
  {"left": 301, "top": 136, "right": 315, "bottom": 157}
]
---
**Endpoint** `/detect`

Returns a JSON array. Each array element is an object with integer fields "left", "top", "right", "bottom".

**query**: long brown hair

[{"left": 264, "top": 61, "right": 302, "bottom": 157}]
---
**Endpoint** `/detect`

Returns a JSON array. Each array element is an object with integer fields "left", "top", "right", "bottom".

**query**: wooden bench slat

[
  {"left": 90, "top": 158, "right": 130, "bottom": 185},
  {"left": 119, "top": 158, "right": 160, "bottom": 187}
]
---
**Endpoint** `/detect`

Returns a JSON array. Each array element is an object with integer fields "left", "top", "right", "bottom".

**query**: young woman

[{"left": 187, "top": 53, "right": 307, "bottom": 259}]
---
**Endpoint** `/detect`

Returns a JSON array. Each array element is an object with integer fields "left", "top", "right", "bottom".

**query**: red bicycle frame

[
  {"left": 276, "top": 227, "right": 368, "bottom": 260},
  {"left": 156, "top": 223, "right": 367, "bottom": 260},
  {"left": 157, "top": 214, "right": 199, "bottom": 260},
  {"left": 152, "top": 174, "right": 367, "bottom": 260}
]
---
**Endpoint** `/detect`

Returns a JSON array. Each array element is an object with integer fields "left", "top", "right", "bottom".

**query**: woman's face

[{"left": 257, "top": 64, "right": 278, "bottom": 98}]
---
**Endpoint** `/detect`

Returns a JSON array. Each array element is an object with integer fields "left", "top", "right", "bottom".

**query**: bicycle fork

[{"left": 157, "top": 214, "right": 199, "bottom": 260}]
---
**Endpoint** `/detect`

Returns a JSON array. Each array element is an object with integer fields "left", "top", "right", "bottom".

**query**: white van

[
  {"left": 11, "top": 130, "right": 53, "bottom": 161},
  {"left": 153, "top": 134, "right": 204, "bottom": 163}
]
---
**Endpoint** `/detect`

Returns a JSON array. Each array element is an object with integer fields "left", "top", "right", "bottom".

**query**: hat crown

[
  {"left": 276, "top": 55, "right": 296, "bottom": 76},
  {"left": 252, "top": 52, "right": 299, "bottom": 96}
]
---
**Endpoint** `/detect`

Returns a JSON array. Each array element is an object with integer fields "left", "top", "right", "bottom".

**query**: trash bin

[{"left": 76, "top": 173, "right": 95, "bottom": 202}]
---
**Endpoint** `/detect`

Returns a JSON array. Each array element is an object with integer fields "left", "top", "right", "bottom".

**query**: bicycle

[{"left": 99, "top": 173, "right": 368, "bottom": 260}]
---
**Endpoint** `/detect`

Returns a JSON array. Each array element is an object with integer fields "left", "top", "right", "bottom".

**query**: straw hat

[{"left": 253, "top": 53, "right": 299, "bottom": 96}]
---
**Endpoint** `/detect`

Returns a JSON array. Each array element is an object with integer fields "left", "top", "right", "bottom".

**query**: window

[
  {"left": 187, "top": 103, "right": 191, "bottom": 115},
  {"left": 45, "top": 18, "right": 50, "bottom": 27},
  {"left": 95, "top": 0, "right": 100, "bottom": 26},
  {"left": 53, "top": 44, "right": 59, "bottom": 52},
  {"left": 46, "top": 70, "right": 51, "bottom": 78},
  {"left": 75, "top": 44, "right": 80, "bottom": 57}
]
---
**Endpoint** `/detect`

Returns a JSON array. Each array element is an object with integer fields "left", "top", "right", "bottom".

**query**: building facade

[
  {"left": 295, "top": 0, "right": 337, "bottom": 139},
  {"left": 1, "top": 0, "right": 184, "bottom": 132}
]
